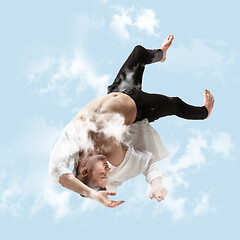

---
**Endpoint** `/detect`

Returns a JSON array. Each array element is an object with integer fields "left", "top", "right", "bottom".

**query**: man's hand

[
  {"left": 93, "top": 191, "right": 125, "bottom": 208},
  {"left": 149, "top": 185, "right": 168, "bottom": 202}
]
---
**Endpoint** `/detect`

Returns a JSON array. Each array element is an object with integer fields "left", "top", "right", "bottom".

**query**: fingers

[
  {"left": 115, "top": 200, "right": 125, "bottom": 207},
  {"left": 162, "top": 188, "right": 168, "bottom": 197},
  {"left": 150, "top": 193, "right": 164, "bottom": 202},
  {"left": 105, "top": 192, "right": 124, "bottom": 208},
  {"left": 149, "top": 192, "right": 153, "bottom": 199},
  {"left": 150, "top": 188, "right": 168, "bottom": 202},
  {"left": 156, "top": 196, "right": 163, "bottom": 202},
  {"left": 107, "top": 192, "right": 116, "bottom": 196},
  {"left": 106, "top": 200, "right": 125, "bottom": 208},
  {"left": 155, "top": 193, "right": 165, "bottom": 202}
]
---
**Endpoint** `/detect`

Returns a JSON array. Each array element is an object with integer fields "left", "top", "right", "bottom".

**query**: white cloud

[
  {"left": 170, "top": 133, "right": 207, "bottom": 173},
  {"left": 163, "top": 196, "right": 186, "bottom": 221},
  {"left": 26, "top": 56, "right": 56, "bottom": 83},
  {"left": 210, "top": 132, "right": 235, "bottom": 158},
  {"left": 193, "top": 192, "right": 216, "bottom": 216},
  {"left": 162, "top": 130, "right": 234, "bottom": 220},
  {"left": 110, "top": 6, "right": 160, "bottom": 41},
  {"left": 80, "top": 198, "right": 99, "bottom": 212},
  {"left": 134, "top": 9, "right": 160, "bottom": 36},
  {"left": 0, "top": 169, "right": 72, "bottom": 220},
  {"left": 163, "top": 129, "right": 234, "bottom": 187},
  {"left": 27, "top": 51, "right": 111, "bottom": 107},
  {"left": 19, "top": 117, "right": 62, "bottom": 157},
  {"left": 0, "top": 169, "right": 7, "bottom": 185},
  {"left": 0, "top": 180, "right": 22, "bottom": 216},
  {"left": 0, "top": 117, "right": 71, "bottom": 219},
  {"left": 111, "top": 8, "right": 132, "bottom": 40},
  {"left": 32, "top": 179, "right": 72, "bottom": 220},
  {"left": 160, "top": 38, "right": 237, "bottom": 83}
]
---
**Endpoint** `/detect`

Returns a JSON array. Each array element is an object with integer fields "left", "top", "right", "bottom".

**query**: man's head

[{"left": 76, "top": 152, "right": 111, "bottom": 192}]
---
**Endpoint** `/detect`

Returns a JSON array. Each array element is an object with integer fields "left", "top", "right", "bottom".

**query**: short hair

[
  {"left": 74, "top": 159, "right": 107, "bottom": 197},
  {"left": 73, "top": 151, "right": 108, "bottom": 197}
]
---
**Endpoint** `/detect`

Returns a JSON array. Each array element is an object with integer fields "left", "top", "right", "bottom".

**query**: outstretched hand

[
  {"left": 149, "top": 185, "right": 168, "bottom": 202},
  {"left": 94, "top": 191, "right": 125, "bottom": 208}
]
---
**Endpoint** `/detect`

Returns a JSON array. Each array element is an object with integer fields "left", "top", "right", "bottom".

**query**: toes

[
  {"left": 167, "top": 35, "right": 174, "bottom": 41},
  {"left": 169, "top": 35, "right": 174, "bottom": 41},
  {"left": 204, "top": 89, "right": 212, "bottom": 97}
]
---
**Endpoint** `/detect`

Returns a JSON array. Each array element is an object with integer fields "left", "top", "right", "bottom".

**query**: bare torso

[
  {"left": 75, "top": 92, "right": 137, "bottom": 125},
  {"left": 72, "top": 92, "right": 137, "bottom": 166}
]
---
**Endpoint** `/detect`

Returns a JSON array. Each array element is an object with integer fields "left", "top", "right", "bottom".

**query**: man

[{"left": 49, "top": 35, "right": 214, "bottom": 208}]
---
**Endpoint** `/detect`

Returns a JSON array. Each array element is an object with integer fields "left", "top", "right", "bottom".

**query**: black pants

[{"left": 107, "top": 45, "right": 208, "bottom": 123}]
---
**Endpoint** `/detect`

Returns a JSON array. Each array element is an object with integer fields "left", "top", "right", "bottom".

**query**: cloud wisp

[
  {"left": 26, "top": 51, "right": 111, "bottom": 107},
  {"left": 160, "top": 38, "right": 238, "bottom": 83},
  {"left": 193, "top": 191, "right": 216, "bottom": 216},
  {"left": 0, "top": 117, "right": 72, "bottom": 220},
  {"left": 110, "top": 6, "right": 160, "bottom": 41}
]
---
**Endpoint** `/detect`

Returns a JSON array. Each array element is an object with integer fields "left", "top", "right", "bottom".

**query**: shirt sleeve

[
  {"left": 142, "top": 156, "right": 166, "bottom": 184},
  {"left": 106, "top": 180, "right": 122, "bottom": 193},
  {"left": 48, "top": 131, "right": 75, "bottom": 185}
]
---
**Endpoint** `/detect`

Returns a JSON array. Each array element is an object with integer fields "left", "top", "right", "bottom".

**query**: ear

[{"left": 81, "top": 167, "right": 89, "bottom": 177}]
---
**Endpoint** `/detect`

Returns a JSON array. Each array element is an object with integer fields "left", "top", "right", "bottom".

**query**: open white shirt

[{"left": 49, "top": 119, "right": 169, "bottom": 191}]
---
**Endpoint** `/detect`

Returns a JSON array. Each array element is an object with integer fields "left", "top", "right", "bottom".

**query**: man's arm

[
  {"left": 49, "top": 125, "right": 124, "bottom": 208},
  {"left": 149, "top": 177, "right": 167, "bottom": 202},
  {"left": 59, "top": 174, "right": 96, "bottom": 198},
  {"left": 142, "top": 160, "right": 167, "bottom": 202},
  {"left": 59, "top": 174, "right": 124, "bottom": 208}
]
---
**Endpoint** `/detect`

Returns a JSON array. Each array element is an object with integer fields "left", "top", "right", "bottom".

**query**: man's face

[{"left": 88, "top": 155, "right": 111, "bottom": 189}]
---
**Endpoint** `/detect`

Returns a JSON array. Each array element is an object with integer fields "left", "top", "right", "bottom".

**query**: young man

[{"left": 49, "top": 35, "right": 214, "bottom": 208}]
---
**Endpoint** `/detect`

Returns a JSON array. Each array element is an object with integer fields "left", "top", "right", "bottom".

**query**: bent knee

[
  {"left": 133, "top": 45, "right": 146, "bottom": 54},
  {"left": 171, "top": 97, "right": 182, "bottom": 104},
  {"left": 134, "top": 45, "right": 144, "bottom": 50}
]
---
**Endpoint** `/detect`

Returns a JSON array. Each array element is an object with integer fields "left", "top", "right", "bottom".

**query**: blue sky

[{"left": 0, "top": 0, "right": 239, "bottom": 239}]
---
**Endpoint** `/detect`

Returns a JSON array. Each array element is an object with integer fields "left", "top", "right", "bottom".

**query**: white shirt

[
  {"left": 107, "top": 119, "right": 169, "bottom": 192},
  {"left": 49, "top": 119, "right": 169, "bottom": 190}
]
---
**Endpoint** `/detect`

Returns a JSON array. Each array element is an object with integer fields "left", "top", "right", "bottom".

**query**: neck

[{"left": 101, "top": 143, "right": 128, "bottom": 167}]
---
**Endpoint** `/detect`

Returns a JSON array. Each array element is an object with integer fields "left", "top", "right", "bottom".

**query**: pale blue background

[{"left": 0, "top": 0, "right": 239, "bottom": 239}]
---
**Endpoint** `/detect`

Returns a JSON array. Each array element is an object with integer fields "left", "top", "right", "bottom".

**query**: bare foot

[
  {"left": 203, "top": 89, "right": 215, "bottom": 118},
  {"left": 160, "top": 35, "right": 174, "bottom": 63}
]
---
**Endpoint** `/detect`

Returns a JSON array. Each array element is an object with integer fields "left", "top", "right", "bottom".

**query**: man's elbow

[{"left": 59, "top": 173, "right": 74, "bottom": 186}]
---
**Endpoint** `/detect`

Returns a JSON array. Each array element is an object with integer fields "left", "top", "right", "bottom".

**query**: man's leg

[
  {"left": 134, "top": 89, "right": 214, "bottom": 123},
  {"left": 108, "top": 45, "right": 163, "bottom": 93},
  {"left": 108, "top": 35, "right": 214, "bottom": 122},
  {"left": 108, "top": 35, "right": 174, "bottom": 93}
]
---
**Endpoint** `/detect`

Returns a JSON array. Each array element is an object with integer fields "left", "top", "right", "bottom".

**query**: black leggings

[{"left": 107, "top": 45, "right": 208, "bottom": 123}]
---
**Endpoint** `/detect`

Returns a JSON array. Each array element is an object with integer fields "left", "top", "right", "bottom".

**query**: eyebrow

[{"left": 98, "top": 155, "right": 107, "bottom": 160}]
